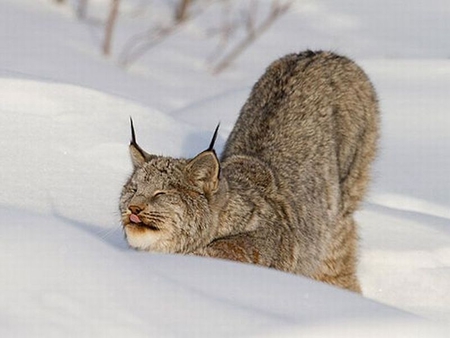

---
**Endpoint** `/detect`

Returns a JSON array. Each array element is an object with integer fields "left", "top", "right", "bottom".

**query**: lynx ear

[
  {"left": 129, "top": 117, "right": 155, "bottom": 168},
  {"left": 185, "top": 151, "right": 220, "bottom": 194},
  {"left": 185, "top": 124, "right": 221, "bottom": 193}
]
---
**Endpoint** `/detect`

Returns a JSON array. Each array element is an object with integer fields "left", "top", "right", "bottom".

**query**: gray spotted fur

[{"left": 119, "top": 51, "right": 379, "bottom": 292}]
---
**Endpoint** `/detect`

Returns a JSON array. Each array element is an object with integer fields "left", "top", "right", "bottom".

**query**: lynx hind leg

[
  {"left": 314, "top": 216, "right": 362, "bottom": 293},
  {"left": 337, "top": 69, "right": 380, "bottom": 216}
]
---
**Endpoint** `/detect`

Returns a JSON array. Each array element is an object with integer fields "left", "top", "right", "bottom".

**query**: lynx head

[{"left": 120, "top": 119, "right": 223, "bottom": 254}]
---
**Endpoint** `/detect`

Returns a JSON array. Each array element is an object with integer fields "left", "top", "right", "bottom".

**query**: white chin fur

[{"left": 124, "top": 227, "right": 170, "bottom": 253}]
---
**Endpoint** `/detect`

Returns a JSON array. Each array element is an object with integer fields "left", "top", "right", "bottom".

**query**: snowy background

[{"left": 0, "top": 0, "right": 449, "bottom": 336}]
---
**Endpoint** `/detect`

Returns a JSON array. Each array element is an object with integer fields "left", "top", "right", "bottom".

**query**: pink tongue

[{"left": 129, "top": 214, "right": 142, "bottom": 224}]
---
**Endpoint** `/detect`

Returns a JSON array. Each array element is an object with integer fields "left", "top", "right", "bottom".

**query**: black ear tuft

[
  {"left": 129, "top": 117, "right": 155, "bottom": 168},
  {"left": 207, "top": 123, "right": 220, "bottom": 152},
  {"left": 130, "top": 117, "right": 138, "bottom": 147}
]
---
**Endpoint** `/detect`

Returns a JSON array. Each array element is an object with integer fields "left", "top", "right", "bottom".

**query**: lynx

[{"left": 119, "top": 51, "right": 379, "bottom": 293}]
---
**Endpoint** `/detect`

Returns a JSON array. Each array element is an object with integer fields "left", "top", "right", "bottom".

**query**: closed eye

[
  {"left": 153, "top": 191, "right": 166, "bottom": 198},
  {"left": 153, "top": 190, "right": 181, "bottom": 203}
]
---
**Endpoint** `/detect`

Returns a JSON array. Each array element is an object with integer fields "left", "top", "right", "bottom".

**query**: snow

[{"left": 0, "top": 0, "right": 449, "bottom": 336}]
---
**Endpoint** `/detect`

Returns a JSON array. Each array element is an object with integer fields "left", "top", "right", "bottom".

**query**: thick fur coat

[{"left": 119, "top": 51, "right": 379, "bottom": 292}]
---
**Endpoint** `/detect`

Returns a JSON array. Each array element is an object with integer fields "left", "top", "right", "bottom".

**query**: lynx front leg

[{"left": 195, "top": 233, "right": 274, "bottom": 268}]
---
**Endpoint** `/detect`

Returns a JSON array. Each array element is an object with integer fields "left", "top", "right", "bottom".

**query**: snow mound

[
  {"left": 1, "top": 207, "right": 446, "bottom": 337},
  {"left": 0, "top": 78, "right": 215, "bottom": 227}
]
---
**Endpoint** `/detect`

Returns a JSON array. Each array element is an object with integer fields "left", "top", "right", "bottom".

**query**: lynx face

[
  {"left": 120, "top": 120, "right": 221, "bottom": 254},
  {"left": 120, "top": 158, "right": 213, "bottom": 253}
]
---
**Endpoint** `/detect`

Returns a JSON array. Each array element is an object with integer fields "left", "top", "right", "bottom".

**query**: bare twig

[
  {"left": 207, "top": 0, "right": 235, "bottom": 63},
  {"left": 175, "top": 0, "right": 192, "bottom": 22},
  {"left": 245, "top": 0, "right": 258, "bottom": 37},
  {"left": 119, "top": 0, "right": 212, "bottom": 67},
  {"left": 119, "top": 24, "right": 182, "bottom": 66},
  {"left": 77, "top": 0, "right": 88, "bottom": 19},
  {"left": 103, "top": 0, "right": 121, "bottom": 56},
  {"left": 211, "top": 0, "right": 293, "bottom": 74}
]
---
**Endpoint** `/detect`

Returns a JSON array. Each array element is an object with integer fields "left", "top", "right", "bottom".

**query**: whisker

[
  {"left": 141, "top": 213, "right": 167, "bottom": 221},
  {"left": 146, "top": 210, "right": 170, "bottom": 215},
  {"left": 97, "top": 226, "right": 122, "bottom": 239},
  {"left": 143, "top": 217, "right": 166, "bottom": 223}
]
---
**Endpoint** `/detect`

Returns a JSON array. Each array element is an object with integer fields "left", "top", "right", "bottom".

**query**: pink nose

[
  {"left": 129, "top": 205, "right": 143, "bottom": 214},
  {"left": 129, "top": 214, "right": 142, "bottom": 224}
]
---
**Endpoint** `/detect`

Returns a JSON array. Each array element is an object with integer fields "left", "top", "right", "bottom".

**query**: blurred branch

[
  {"left": 245, "top": 0, "right": 258, "bottom": 37},
  {"left": 77, "top": 0, "right": 294, "bottom": 73},
  {"left": 175, "top": 0, "right": 192, "bottom": 22},
  {"left": 103, "top": 0, "right": 121, "bottom": 56},
  {"left": 211, "top": 0, "right": 293, "bottom": 74},
  {"left": 119, "top": 25, "right": 181, "bottom": 66},
  {"left": 77, "top": 0, "right": 88, "bottom": 19},
  {"left": 119, "top": 0, "right": 211, "bottom": 67}
]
